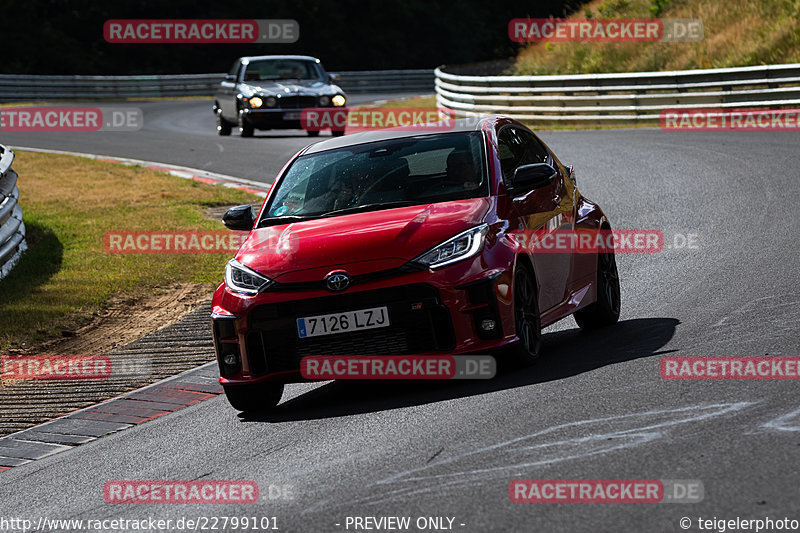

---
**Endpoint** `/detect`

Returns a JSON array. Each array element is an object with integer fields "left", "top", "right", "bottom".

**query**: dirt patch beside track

[
  {"left": 14, "top": 282, "right": 214, "bottom": 357},
  {"left": 0, "top": 284, "right": 218, "bottom": 438}
]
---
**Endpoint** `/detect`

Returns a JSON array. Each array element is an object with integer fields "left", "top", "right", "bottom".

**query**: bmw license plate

[
  {"left": 296, "top": 306, "right": 389, "bottom": 338},
  {"left": 283, "top": 112, "right": 301, "bottom": 120}
]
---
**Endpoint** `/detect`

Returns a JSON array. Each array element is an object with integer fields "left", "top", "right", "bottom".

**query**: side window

[
  {"left": 497, "top": 128, "right": 521, "bottom": 180},
  {"left": 228, "top": 61, "right": 241, "bottom": 78},
  {"left": 497, "top": 127, "right": 550, "bottom": 182},
  {"left": 516, "top": 129, "right": 550, "bottom": 167}
]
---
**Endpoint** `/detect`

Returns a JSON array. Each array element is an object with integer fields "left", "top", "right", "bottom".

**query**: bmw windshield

[
  {"left": 243, "top": 59, "right": 325, "bottom": 82},
  {"left": 260, "top": 132, "right": 489, "bottom": 225}
]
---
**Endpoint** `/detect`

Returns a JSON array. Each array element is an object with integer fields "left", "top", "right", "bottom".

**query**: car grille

[
  {"left": 277, "top": 95, "right": 318, "bottom": 109},
  {"left": 244, "top": 284, "right": 456, "bottom": 376}
]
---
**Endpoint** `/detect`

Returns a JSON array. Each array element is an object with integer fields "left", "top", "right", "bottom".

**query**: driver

[
  {"left": 446, "top": 151, "right": 479, "bottom": 189},
  {"left": 300, "top": 170, "right": 359, "bottom": 213},
  {"left": 331, "top": 176, "right": 356, "bottom": 210}
]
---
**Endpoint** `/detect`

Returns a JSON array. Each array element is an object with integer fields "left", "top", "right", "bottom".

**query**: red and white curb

[{"left": 8, "top": 146, "right": 272, "bottom": 197}]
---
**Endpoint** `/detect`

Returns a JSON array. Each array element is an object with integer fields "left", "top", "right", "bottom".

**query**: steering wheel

[{"left": 356, "top": 166, "right": 408, "bottom": 203}]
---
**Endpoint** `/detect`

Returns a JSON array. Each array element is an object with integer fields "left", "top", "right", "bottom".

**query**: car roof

[
  {"left": 301, "top": 117, "right": 492, "bottom": 155},
  {"left": 241, "top": 55, "right": 321, "bottom": 63}
]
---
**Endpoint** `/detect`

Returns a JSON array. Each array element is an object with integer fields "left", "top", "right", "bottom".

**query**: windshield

[
  {"left": 242, "top": 59, "right": 325, "bottom": 82},
  {"left": 261, "top": 132, "right": 488, "bottom": 223}
]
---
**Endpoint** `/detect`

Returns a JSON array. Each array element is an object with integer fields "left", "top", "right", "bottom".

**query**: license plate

[
  {"left": 296, "top": 306, "right": 389, "bottom": 338},
  {"left": 283, "top": 112, "right": 301, "bottom": 120}
]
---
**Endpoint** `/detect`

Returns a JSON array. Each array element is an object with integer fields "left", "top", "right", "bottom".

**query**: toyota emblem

[{"left": 325, "top": 271, "right": 351, "bottom": 292}]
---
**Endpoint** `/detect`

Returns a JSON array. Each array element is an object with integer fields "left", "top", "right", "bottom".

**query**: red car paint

[{"left": 211, "top": 116, "right": 609, "bottom": 387}]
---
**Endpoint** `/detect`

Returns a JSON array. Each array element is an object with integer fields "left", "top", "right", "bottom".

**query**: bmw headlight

[
  {"left": 413, "top": 224, "right": 488, "bottom": 269},
  {"left": 332, "top": 94, "right": 346, "bottom": 107},
  {"left": 319, "top": 95, "right": 330, "bottom": 106},
  {"left": 265, "top": 96, "right": 277, "bottom": 107},
  {"left": 249, "top": 96, "right": 263, "bottom": 108},
  {"left": 225, "top": 259, "right": 272, "bottom": 294}
]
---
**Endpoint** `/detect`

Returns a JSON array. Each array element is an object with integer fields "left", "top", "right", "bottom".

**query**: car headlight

[
  {"left": 332, "top": 94, "right": 346, "bottom": 107},
  {"left": 265, "top": 96, "right": 277, "bottom": 107},
  {"left": 413, "top": 224, "right": 488, "bottom": 269},
  {"left": 225, "top": 259, "right": 273, "bottom": 294},
  {"left": 249, "top": 96, "right": 263, "bottom": 108},
  {"left": 319, "top": 95, "right": 330, "bottom": 106}
]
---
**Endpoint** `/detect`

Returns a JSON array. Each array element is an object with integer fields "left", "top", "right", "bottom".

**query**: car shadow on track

[{"left": 240, "top": 317, "right": 680, "bottom": 423}]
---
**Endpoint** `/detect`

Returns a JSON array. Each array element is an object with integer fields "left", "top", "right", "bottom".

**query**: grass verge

[
  {"left": 513, "top": 0, "right": 800, "bottom": 75},
  {"left": 0, "top": 151, "right": 260, "bottom": 351}
]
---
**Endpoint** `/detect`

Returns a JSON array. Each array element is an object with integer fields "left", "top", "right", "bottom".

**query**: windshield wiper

[
  {"left": 257, "top": 201, "right": 421, "bottom": 226},
  {"left": 257, "top": 214, "right": 321, "bottom": 227},
  {"left": 320, "top": 201, "right": 420, "bottom": 217}
]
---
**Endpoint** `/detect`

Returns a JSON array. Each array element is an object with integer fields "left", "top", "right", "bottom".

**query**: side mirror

[
  {"left": 224, "top": 74, "right": 237, "bottom": 82},
  {"left": 509, "top": 163, "right": 557, "bottom": 196},
  {"left": 328, "top": 72, "right": 341, "bottom": 83},
  {"left": 223, "top": 205, "right": 255, "bottom": 231}
]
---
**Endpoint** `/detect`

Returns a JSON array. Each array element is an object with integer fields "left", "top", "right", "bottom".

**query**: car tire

[
  {"left": 513, "top": 262, "right": 542, "bottom": 365},
  {"left": 238, "top": 112, "right": 254, "bottom": 138},
  {"left": 216, "top": 111, "right": 232, "bottom": 136},
  {"left": 331, "top": 130, "right": 345, "bottom": 137},
  {"left": 223, "top": 383, "right": 284, "bottom": 413},
  {"left": 306, "top": 130, "right": 320, "bottom": 137},
  {"left": 574, "top": 247, "right": 621, "bottom": 330}
]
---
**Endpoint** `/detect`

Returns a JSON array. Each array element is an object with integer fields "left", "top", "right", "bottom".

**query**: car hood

[
  {"left": 236, "top": 198, "right": 491, "bottom": 283},
  {"left": 241, "top": 80, "right": 340, "bottom": 96}
]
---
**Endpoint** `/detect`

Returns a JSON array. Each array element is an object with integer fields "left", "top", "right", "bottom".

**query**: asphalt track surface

[{"left": 1, "top": 99, "right": 799, "bottom": 532}]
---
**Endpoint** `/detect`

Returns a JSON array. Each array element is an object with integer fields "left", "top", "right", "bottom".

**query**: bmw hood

[
  {"left": 235, "top": 198, "right": 491, "bottom": 283},
  {"left": 242, "top": 80, "right": 341, "bottom": 97}
]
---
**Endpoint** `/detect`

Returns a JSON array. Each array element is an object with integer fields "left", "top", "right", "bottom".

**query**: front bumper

[
  {"left": 240, "top": 108, "right": 342, "bottom": 130},
  {"left": 211, "top": 257, "right": 516, "bottom": 385}
]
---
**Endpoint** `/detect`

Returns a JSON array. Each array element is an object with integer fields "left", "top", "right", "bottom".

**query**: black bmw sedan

[{"left": 213, "top": 55, "right": 347, "bottom": 138}]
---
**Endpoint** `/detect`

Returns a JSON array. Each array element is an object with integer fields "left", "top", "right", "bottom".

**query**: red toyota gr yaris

[{"left": 212, "top": 116, "right": 620, "bottom": 412}]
